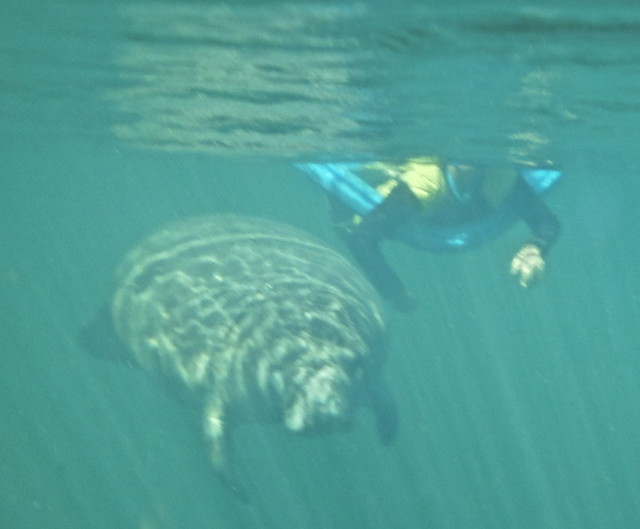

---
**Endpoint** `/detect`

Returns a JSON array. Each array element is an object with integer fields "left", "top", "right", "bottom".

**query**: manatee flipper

[
  {"left": 202, "top": 394, "right": 248, "bottom": 501},
  {"left": 365, "top": 370, "right": 398, "bottom": 445}
]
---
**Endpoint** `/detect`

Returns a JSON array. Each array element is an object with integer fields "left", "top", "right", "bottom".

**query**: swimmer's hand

[{"left": 510, "top": 243, "right": 545, "bottom": 288}]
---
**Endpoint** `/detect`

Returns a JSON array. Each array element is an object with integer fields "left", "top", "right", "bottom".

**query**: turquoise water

[{"left": 2, "top": 1, "right": 640, "bottom": 527}]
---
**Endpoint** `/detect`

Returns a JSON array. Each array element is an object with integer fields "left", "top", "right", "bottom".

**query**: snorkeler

[{"left": 297, "top": 157, "right": 561, "bottom": 311}]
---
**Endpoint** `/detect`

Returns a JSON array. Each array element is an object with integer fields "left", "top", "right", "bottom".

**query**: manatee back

[{"left": 111, "top": 215, "right": 385, "bottom": 393}]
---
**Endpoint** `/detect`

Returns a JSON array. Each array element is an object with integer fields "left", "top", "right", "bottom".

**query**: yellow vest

[
  {"left": 353, "top": 157, "right": 519, "bottom": 224},
  {"left": 367, "top": 157, "right": 446, "bottom": 215}
]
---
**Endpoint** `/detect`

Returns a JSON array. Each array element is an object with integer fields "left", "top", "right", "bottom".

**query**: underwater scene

[{"left": 2, "top": 0, "right": 640, "bottom": 527}]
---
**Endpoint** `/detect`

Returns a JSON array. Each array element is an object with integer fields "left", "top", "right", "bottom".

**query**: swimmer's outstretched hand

[{"left": 510, "top": 243, "right": 545, "bottom": 288}]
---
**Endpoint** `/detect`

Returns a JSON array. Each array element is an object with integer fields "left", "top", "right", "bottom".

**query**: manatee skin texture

[{"left": 110, "top": 214, "right": 397, "bottom": 491}]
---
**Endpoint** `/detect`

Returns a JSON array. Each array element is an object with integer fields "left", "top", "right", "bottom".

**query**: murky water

[{"left": 2, "top": 1, "right": 640, "bottom": 528}]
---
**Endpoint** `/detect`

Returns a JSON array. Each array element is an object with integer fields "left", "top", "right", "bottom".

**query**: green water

[{"left": 2, "top": 1, "right": 640, "bottom": 528}]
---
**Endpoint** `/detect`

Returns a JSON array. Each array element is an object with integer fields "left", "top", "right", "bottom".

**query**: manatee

[{"left": 84, "top": 214, "right": 397, "bottom": 495}]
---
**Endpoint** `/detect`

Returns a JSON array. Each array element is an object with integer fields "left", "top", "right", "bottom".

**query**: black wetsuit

[{"left": 333, "top": 176, "right": 561, "bottom": 310}]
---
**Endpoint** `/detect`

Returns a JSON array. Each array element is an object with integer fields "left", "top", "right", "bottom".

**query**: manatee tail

[{"left": 366, "top": 371, "right": 399, "bottom": 445}]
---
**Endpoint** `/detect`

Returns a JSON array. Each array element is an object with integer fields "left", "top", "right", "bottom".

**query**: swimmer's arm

[
  {"left": 340, "top": 182, "right": 421, "bottom": 310},
  {"left": 510, "top": 178, "right": 561, "bottom": 287}
]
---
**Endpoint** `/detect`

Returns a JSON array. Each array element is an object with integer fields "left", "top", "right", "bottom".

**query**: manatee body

[{"left": 109, "top": 214, "right": 397, "bottom": 490}]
